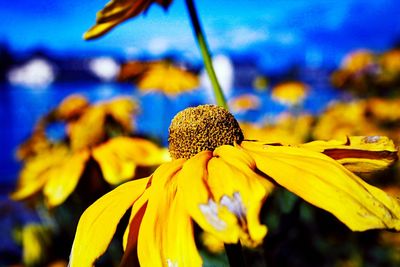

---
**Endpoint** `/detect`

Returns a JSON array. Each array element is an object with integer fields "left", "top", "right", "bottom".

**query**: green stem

[{"left": 184, "top": 0, "right": 228, "bottom": 109}]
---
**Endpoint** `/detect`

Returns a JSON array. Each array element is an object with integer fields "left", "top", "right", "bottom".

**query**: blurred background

[{"left": 1, "top": 0, "right": 400, "bottom": 266}]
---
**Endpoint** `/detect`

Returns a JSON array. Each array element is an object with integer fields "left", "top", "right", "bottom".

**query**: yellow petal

[
  {"left": 43, "top": 149, "right": 90, "bottom": 207},
  {"left": 11, "top": 146, "right": 69, "bottom": 201},
  {"left": 241, "top": 141, "right": 400, "bottom": 231},
  {"left": 84, "top": 0, "right": 172, "bottom": 40},
  {"left": 138, "top": 159, "right": 193, "bottom": 266},
  {"left": 300, "top": 136, "right": 398, "bottom": 173},
  {"left": 104, "top": 97, "right": 138, "bottom": 132},
  {"left": 68, "top": 106, "right": 106, "bottom": 150},
  {"left": 209, "top": 145, "right": 273, "bottom": 247},
  {"left": 22, "top": 224, "right": 51, "bottom": 266},
  {"left": 56, "top": 94, "right": 89, "bottom": 120},
  {"left": 177, "top": 151, "right": 241, "bottom": 244},
  {"left": 92, "top": 138, "right": 137, "bottom": 185},
  {"left": 69, "top": 177, "right": 150, "bottom": 267},
  {"left": 93, "top": 137, "right": 170, "bottom": 185}
]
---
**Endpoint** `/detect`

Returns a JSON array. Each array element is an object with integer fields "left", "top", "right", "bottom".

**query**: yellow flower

[
  {"left": 11, "top": 95, "right": 168, "bottom": 208},
  {"left": 229, "top": 94, "right": 261, "bottom": 113},
  {"left": 70, "top": 105, "right": 400, "bottom": 267},
  {"left": 240, "top": 112, "right": 314, "bottom": 144},
  {"left": 118, "top": 60, "right": 199, "bottom": 95},
  {"left": 341, "top": 49, "right": 375, "bottom": 73},
  {"left": 313, "top": 100, "right": 383, "bottom": 141},
  {"left": 84, "top": 0, "right": 173, "bottom": 40},
  {"left": 271, "top": 81, "right": 309, "bottom": 106},
  {"left": 366, "top": 97, "right": 400, "bottom": 122}
]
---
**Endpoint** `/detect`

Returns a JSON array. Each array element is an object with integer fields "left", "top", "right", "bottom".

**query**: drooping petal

[
  {"left": 209, "top": 145, "right": 273, "bottom": 247},
  {"left": 162, "top": 191, "right": 202, "bottom": 266},
  {"left": 68, "top": 106, "right": 106, "bottom": 151},
  {"left": 241, "top": 141, "right": 400, "bottom": 231},
  {"left": 178, "top": 151, "right": 241, "bottom": 244},
  {"left": 92, "top": 138, "right": 137, "bottom": 185},
  {"left": 105, "top": 97, "right": 138, "bottom": 133},
  {"left": 84, "top": 0, "right": 172, "bottom": 40},
  {"left": 11, "top": 146, "right": 69, "bottom": 201},
  {"left": 69, "top": 177, "right": 150, "bottom": 267},
  {"left": 138, "top": 159, "right": 199, "bottom": 266},
  {"left": 43, "top": 149, "right": 90, "bottom": 207},
  {"left": 93, "top": 137, "right": 170, "bottom": 185},
  {"left": 300, "top": 136, "right": 398, "bottom": 173}
]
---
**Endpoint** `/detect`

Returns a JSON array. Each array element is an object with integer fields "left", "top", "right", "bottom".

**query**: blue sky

[{"left": 1, "top": 0, "right": 400, "bottom": 66}]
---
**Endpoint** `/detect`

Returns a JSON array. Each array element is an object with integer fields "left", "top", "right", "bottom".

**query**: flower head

[{"left": 70, "top": 105, "right": 400, "bottom": 267}]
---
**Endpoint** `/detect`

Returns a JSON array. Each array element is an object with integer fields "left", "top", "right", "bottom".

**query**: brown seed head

[{"left": 168, "top": 105, "right": 244, "bottom": 159}]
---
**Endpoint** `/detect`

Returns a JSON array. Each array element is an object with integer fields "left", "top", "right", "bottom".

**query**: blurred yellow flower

[
  {"left": 70, "top": 105, "right": 400, "bottom": 267},
  {"left": 313, "top": 100, "right": 382, "bottom": 141},
  {"left": 229, "top": 94, "right": 261, "bottom": 113},
  {"left": 118, "top": 60, "right": 199, "bottom": 95},
  {"left": 313, "top": 99, "right": 400, "bottom": 145},
  {"left": 271, "top": 81, "right": 309, "bottom": 106},
  {"left": 11, "top": 95, "right": 169, "bottom": 207},
  {"left": 240, "top": 112, "right": 314, "bottom": 144},
  {"left": 366, "top": 97, "right": 400, "bottom": 122},
  {"left": 84, "top": 0, "right": 173, "bottom": 40},
  {"left": 341, "top": 49, "right": 375, "bottom": 73}
]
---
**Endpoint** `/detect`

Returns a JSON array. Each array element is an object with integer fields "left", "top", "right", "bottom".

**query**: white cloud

[
  {"left": 89, "top": 57, "right": 120, "bottom": 81},
  {"left": 8, "top": 58, "right": 55, "bottom": 88}
]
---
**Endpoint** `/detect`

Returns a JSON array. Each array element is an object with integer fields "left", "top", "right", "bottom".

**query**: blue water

[{"left": 0, "top": 82, "right": 341, "bottom": 191}]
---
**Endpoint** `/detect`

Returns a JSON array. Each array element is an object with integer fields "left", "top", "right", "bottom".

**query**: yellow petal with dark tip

[
  {"left": 69, "top": 177, "right": 150, "bottom": 267},
  {"left": 241, "top": 141, "right": 400, "bottom": 231},
  {"left": 84, "top": 0, "right": 172, "bottom": 40},
  {"left": 300, "top": 136, "right": 398, "bottom": 173}
]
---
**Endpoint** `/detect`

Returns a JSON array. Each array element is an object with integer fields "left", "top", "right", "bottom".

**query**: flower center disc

[{"left": 168, "top": 105, "right": 244, "bottom": 159}]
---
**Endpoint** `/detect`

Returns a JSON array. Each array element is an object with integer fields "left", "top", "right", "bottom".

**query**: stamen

[
  {"left": 220, "top": 192, "right": 246, "bottom": 219},
  {"left": 199, "top": 199, "right": 227, "bottom": 231}
]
